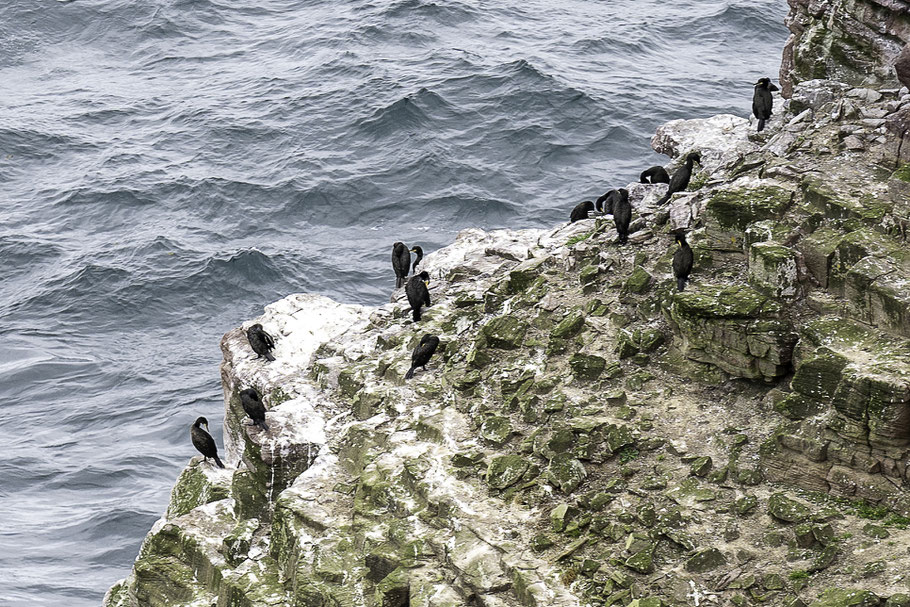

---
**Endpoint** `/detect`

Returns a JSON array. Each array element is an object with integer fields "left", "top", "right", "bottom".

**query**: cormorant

[
  {"left": 191, "top": 416, "right": 224, "bottom": 468},
  {"left": 595, "top": 190, "right": 618, "bottom": 215},
  {"left": 570, "top": 200, "right": 595, "bottom": 223},
  {"left": 657, "top": 152, "right": 701, "bottom": 205},
  {"left": 405, "top": 271, "right": 431, "bottom": 321},
  {"left": 672, "top": 231, "right": 694, "bottom": 292},
  {"left": 752, "top": 78, "right": 779, "bottom": 132},
  {"left": 392, "top": 242, "right": 411, "bottom": 289},
  {"left": 410, "top": 245, "right": 424, "bottom": 274},
  {"left": 405, "top": 334, "right": 440, "bottom": 379},
  {"left": 246, "top": 324, "right": 276, "bottom": 361},
  {"left": 239, "top": 387, "right": 269, "bottom": 431},
  {"left": 612, "top": 188, "right": 632, "bottom": 244},
  {"left": 640, "top": 166, "right": 671, "bottom": 184}
]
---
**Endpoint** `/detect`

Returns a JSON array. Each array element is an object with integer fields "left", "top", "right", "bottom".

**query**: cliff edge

[{"left": 106, "top": 1, "right": 910, "bottom": 606}]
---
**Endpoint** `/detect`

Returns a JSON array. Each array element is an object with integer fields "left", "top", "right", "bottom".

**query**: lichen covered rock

[{"left": 665, "top": 284, "right": 796, "bottom": 380}]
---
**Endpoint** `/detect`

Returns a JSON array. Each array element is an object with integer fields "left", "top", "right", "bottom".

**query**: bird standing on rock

[
  {"left": 406, "top": 271, "right": 431, "bottom": 321},
  {"left": 405, "top": 334, "right": 440, "bottom": 379},
  {"left": 672, "top": 231, "right": 694, "bottom": 291},
  {"left": 392, "top": 242, "right": 411, "bottom": 289},
  {"left": 612, "top": 188, "right": 632, "bottom": 244},
  {"left": 657, "top": 152, "right": 701, "bottom": 205},
  {"left": 240, "top": 387, "right": 269, "bottom": 431},
  {"left": 640, "top": 166, "right": 670, "bottom": 184},
  {"left": 752, "top": 77, "right": 779, "bottom": 132},
  {"left": 191, "top": 416, "right": 225, "bottom": 468},
  {"left": 595, "top": 190, "right": 619, "bottom": 215},
  {"left": 410, "top": 246, "right": 424, "bottom": 274},
  {"left": 570, "top": 200, "right": 595, "bottom": 222},
  {"left": 246, "top": 324, "right": 276, "bottom": 361}
]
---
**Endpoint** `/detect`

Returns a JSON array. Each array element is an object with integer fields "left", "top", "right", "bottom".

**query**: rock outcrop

[{"left": 107, "top": 2, "right": 910, "bottom": 606}]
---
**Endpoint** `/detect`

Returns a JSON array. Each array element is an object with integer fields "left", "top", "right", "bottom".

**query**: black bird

[
  {"left": 405, "top": 271, "right": 431, "bottom": 322},
  {"left": 672, "top": 231, "right": 694, "bottom": 291},
  {"left": 657, "top": 152, "right": 701, "bottom": 205},
  {"left": 246, "top": 324, "right": 276, "bottom": 361},
  {"left": 752, "top": 77, "right": 779, "bottom": 132},
  {"left": 405, "top": 334, "right": 440, "bottom": 379},
  {"left": 410, "top": 246, "right": 424, "bottom": 274},
  {"left": 640, "top": 166, "right": 670, "bottom": 184},
  {"left": 191, "top": 416, "right": 225, "bottom": 468},
  {"left": 612, "top": 188, "right": 632, "bottom": 244},
  {"left": 570, "top": 200, "right": 595, "bottom": 223},
  {"left": 392, "top": 242, "right": 411, "bottom": 289},
  {"left": 239, "top": 387, "right": 269, "bottom": 431},
  {"left": 595, "top": 190, "right": 619, "bottom": 215}
]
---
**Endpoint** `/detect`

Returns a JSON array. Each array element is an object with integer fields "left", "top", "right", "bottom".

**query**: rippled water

[{"left": 0, "top": 0, "right": 788, "bottom": 603}]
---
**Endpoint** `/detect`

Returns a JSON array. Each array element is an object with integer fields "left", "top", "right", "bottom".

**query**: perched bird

[
  {"left": 246, "top": 324, "right": 276, "bottom": 361},
  {"left": 570, "top": 200, "right": 595, "bottom": 223},
  {"left": 657, "top": 152, "right": 701, "bottom": 205},
  {"left": 640, "top": 166, "right": 671, "bottom": 184},
  {"left": 752, "top": 78, "right": 779, "bottom": 132},
  {"left": 612, "top": 188, "right": 632, "bottom": 244},
  {"left": 392, "top": 242, "right": 411, "bottom": 289},
  {"left": 239, "top": 387, "right": 269, "bottom": 431},
  {"left": 410, "top": 246, "right": 424, "bottom": 274},
  {"left": 405, "top": 334, "right": 440, "bottom": 379},
  {"left": 672, "top": 231, "right": 694, "bottom": 291},
  {"left": 595, "top": 190, "right": 619, "bottom": 215},
  {"left": 405, "top": 271, "right": 431, "bottom": 321},
  {"left": 191, "top": 416, "right": 224, "bottom": 468}
]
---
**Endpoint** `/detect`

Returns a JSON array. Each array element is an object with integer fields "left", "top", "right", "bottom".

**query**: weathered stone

[
  {"left": 684, "top": 548, "right": 727, "bottom": 573},
  {"left": 749, "top": 242, "right": 799, "bottom": 298},
  {"left": 768, "top": 493, "right": 811, "bottom": 523},
  {"left": 486, "top": 455, "right": 530, "bottom": 490},
  {"left": 480, "top": 316, "right": 527, "bottom": 350},
  {"left": 809, "top": 588, "right": 881, "bottom": 607},
  {"left": 551, "top": 310, "right": 585, "bottom": 339},
  {"left": 570, "top": 353, "right": 606, "bottom": 381},
  {"left": 665, "top": 284, "right": 795, "bottom": 380},
  {"left": 547, "top": 453, "right": 587, "bottom": 494}
]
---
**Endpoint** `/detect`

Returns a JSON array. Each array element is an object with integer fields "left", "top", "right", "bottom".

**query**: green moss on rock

[{"left": 486, "top": 455, "right": 530, "bottom": 490}]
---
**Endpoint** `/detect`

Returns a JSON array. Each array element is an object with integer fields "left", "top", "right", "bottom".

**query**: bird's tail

[
  {"left": 618, "top": 234, "right": 628, "bottom": 245},
  {"left": 412, "top": 307, "right": 421, "bottom": 322},
  {"left": 396, "top": 277, "right": 404, "bottom": 289},
  {"left": 677, "top": 278, "right": 687, "bottom": 292},
  {"left": 265, "top": 351, "right": 275, "bottom": 362},
  {"left": 757, "top": 118, "right": 766, "bottom": 132},
  {"left": 657, "top": 193, "right": 670, "bottom": 206},
  {"left": 214, "top": 454, "right": 225, "bottom": 469},
  {"left": 405, "top": 366, "right": 416, "bottom": 380},
  {"left": 257, "top": 420, "right": 270, "bottom": 432}
]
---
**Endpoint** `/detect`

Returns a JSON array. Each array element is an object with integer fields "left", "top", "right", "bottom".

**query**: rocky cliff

[{"left": 106, "top": 2, "right": 910, "bottom": 606}]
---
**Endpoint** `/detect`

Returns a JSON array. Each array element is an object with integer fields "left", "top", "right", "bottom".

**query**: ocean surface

[{"left": 0, "top": 0, "right": 789, "bottom": 604}]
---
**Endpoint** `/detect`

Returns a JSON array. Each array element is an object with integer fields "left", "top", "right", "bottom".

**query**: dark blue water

[{"left": 0, "top": 0, "right": 788, "bottom": 604}]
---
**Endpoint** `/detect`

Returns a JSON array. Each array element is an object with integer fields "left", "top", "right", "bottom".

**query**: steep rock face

[
  {"left": 781, "top": 0, "right": 910, "bottom": 96},
  {"left": 106, "top": 6, "right": 910, "bottom": 606}
]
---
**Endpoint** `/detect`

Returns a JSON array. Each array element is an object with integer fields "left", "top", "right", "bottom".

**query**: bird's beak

[
  {"left": 424, "top": 280, "right": 430, "bottom": 286},
  {"left": 409, "top": 248, "right": 416, "bottom": 252}
]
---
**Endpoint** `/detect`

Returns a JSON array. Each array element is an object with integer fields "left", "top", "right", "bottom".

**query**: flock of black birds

[
  {"left": 189, "top": 78, "right": 778, "bottom": 466},
  {"left": 568, "top": 79, "right": 777, "bottom": 297}
]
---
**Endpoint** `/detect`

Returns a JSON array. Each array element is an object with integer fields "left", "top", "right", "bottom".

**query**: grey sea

[{"left": 0, "top": 0, "right": 788, "bottom": 604}]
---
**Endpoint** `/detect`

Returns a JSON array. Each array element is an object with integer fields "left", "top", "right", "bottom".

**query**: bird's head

[
  {"left": 410, "top": 246, "right": 423, "bottom": 255},
  {"left": 194, "top": 416, "right": 209, "bottom": 430},
  {"left": 419, "top": 271, "right": 430, "bottom": 285},
  {"left": 673, "top": 230, "right": 688, "bottom": 245},
  {"left": 687, "top": 152, "right": 701, "bottom": 164},
  {"left": 619, "top": 188, "right": 629, "bottom": 199}
]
